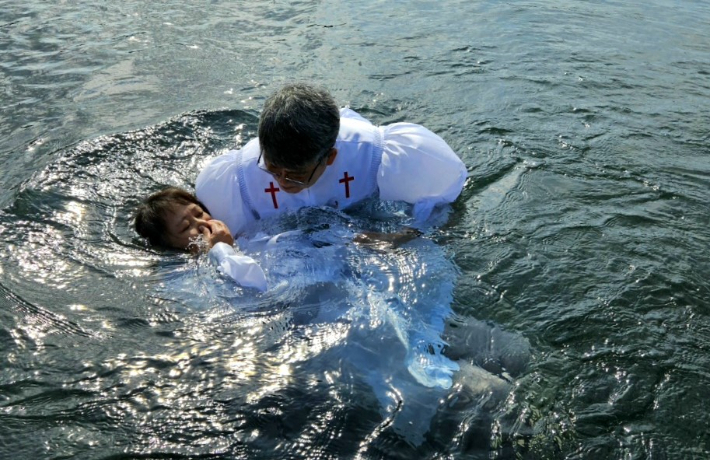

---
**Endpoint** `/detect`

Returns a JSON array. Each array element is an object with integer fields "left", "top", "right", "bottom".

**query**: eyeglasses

[{"left": 257, "top": 151, "right": 327, "bottom": 187}]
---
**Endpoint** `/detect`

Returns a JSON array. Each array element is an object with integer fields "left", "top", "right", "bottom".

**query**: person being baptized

[
  {"left": 133, "top": 187, "right": 531, "bottom": 445},
  {"left": 133, "top": 187, "right": 419, "bottom": 290},
  {"left": 133, "top": 186, "right": 268, "bottom": 291}
]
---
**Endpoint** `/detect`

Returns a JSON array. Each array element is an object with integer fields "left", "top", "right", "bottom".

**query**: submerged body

[{"left": 159, "top": 206, "right": 529, "bottom": 445}]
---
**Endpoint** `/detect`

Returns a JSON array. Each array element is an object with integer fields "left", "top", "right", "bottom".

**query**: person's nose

[
  {"left": 269, "top": 172, "right": 291, "bottom": 187},
  {"left": 270, "top": 168, "right": 287, "bottom": 181},
  {"left": 192, "top": 215, "right": 211, "bottom": 228},
  {"left": 275, "top": 176, "right": 292, "bottom": 188}
]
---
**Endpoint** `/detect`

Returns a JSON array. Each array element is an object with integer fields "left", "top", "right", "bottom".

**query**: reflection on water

[
  {"left": 2, "top": 0, "right": 710, "bottom": 455},
  {"left": 0, "top": 112, "right": 530, "bottom": 458}
]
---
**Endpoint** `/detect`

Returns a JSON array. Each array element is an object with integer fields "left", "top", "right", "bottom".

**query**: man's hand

[
  {"left": 353, "top": 227, "right": 422, "bottom": 250},
  {"left": 199, "top": 220, "right": 234, "bottom": 249}
]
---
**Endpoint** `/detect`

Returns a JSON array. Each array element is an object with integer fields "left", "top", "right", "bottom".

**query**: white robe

[
  {"left": 166, "top": 208, "right": 528, "bottom": 447},
  {"left": 207, "top": 242, "right": 267, "bottom": 292},
  {"left": 195, "top": 109, "right": 467, "bottom": 236},
  {"left": 208, "top": 214, "right": 460, "bottom": 445},
  {"left": 207, "top": 226, "right": 458, "bottom": 389}
]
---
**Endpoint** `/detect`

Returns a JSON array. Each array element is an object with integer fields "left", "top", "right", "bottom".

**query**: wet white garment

[
  {"left": 238, "top": 216, "right": 461, "bottom": 446},
  {"left": 163, "top": 207, "right": 472, "bottom": 446},
  {"left": 195, "top": 108, "right": 467, "bottom": 235},
  {"left": 207, "top": 242, "right": 267, "bottom": 292},
  {"left": 204, "top": 211, "right": 458, "bottom": 389}
]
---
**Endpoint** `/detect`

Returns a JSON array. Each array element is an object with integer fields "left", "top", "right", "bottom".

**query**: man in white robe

[{"left": 195, "top": 83, "right": 467, "bottom": 235}]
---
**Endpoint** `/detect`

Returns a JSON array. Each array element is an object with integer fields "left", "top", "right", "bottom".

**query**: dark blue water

[{"left": 2, "top": 0, "right": 710, "bottom": 458}]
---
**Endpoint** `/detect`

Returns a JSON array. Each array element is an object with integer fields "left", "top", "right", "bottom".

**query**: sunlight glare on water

[{"left": 1, "top": 0, "right": 710, "bottom": 458}]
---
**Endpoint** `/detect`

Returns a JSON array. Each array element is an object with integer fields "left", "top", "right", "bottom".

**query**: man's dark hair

[
  {"left": 258, "top": 83, "right": 340, "bottom": 169},
  {"left": 134, "top": 187, "right": 206, "bottom": 249}
]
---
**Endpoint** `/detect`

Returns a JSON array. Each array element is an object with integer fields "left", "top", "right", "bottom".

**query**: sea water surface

[{"left": 1, "top": 0, "right": 710, "bottom": 458}]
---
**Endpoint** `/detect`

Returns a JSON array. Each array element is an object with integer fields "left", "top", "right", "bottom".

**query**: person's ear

[{"left": 325, "top": 148, "right": 338, "bottom": 165}]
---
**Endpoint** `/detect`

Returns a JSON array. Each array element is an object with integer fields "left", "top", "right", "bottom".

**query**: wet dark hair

[
  {"left": 134, "top": 187, "right": 207, "bottom": 249},
  {"left": 258, "top": 83, "right": 340, "bottom": 170}
]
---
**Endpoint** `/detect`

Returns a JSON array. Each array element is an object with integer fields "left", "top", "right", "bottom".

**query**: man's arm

[
  {"left": 195, "top": 147, "right": 251, "bottom": 236},
  {"left": 377, "top": 123, "right": 467, "bottom": 221},
  {"left": 199, "top": 220, "right": 268, "bottom": 292},
  {"left": 353, "top": 227, "right": 422, "bottom": 249}
]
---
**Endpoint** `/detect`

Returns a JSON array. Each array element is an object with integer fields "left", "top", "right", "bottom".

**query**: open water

[{"left": 2, "top": 0, "right": 710, "bottom": 458}]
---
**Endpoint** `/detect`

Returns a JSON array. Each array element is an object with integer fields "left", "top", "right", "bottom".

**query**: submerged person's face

[{"left": 163, "top": 203, "right": 213, "bottom": 252}]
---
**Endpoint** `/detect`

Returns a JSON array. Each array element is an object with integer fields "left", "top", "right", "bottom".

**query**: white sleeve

[
  {"left": 377, "top": 123, "right": 467, "bottom": 220},
  {"left": 208, "top": 242, "right": 267, "bottom": 292},
  {"left": 195, "top": 148, "right": 249, "bottom": 236}
]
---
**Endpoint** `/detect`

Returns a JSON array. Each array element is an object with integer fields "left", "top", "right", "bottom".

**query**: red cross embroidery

[
  {"left": 339, "top": 171, "right": 354, "bottom": 198},
  {"left": 265, "top": 181, "right": 280, "bottom": 209}
]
